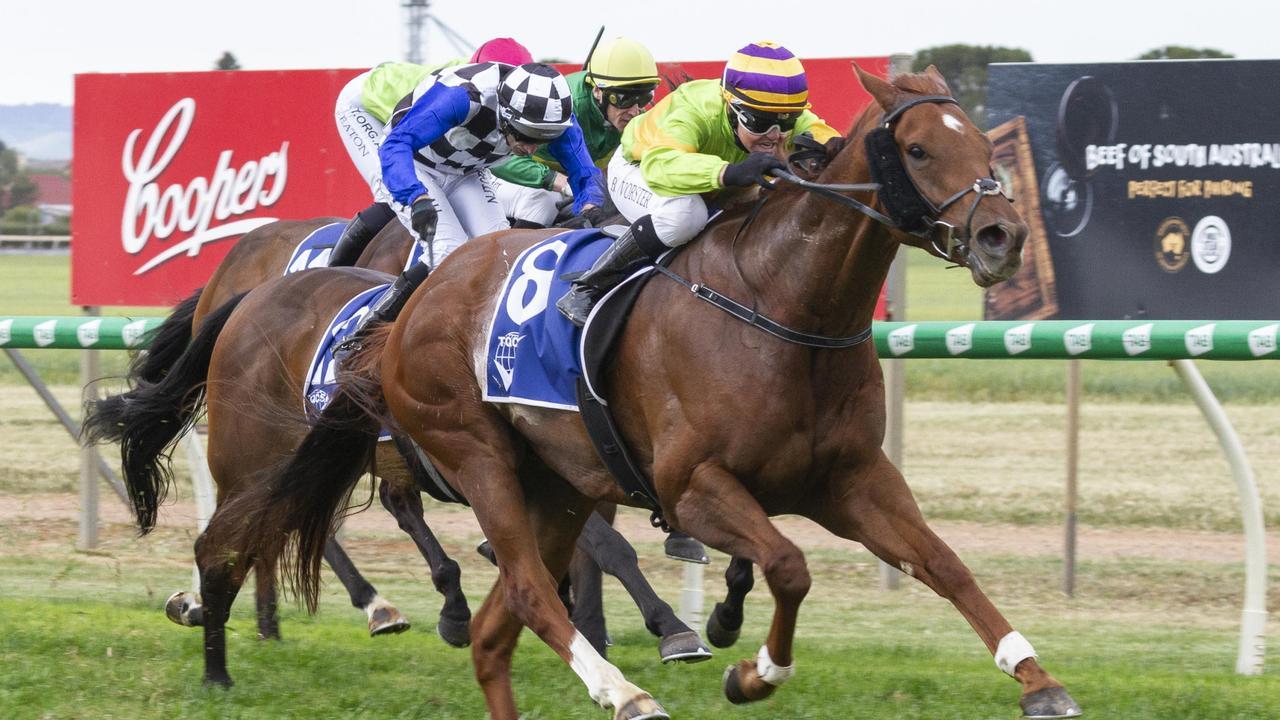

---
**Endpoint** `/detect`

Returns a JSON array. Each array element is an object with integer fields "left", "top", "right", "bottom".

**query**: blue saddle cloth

[
  {"left": 302, "top": 283, "right": 392, "bottom": 436},
  {"left": 284, "top": 221, "right": 424, "bottom": 275},
  {"left": 482, "top": 228, "right": 620, "bottom": 410}
]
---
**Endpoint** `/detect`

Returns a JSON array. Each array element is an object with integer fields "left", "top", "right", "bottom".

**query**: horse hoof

[
  {"left": 615, "top": 695, "right": 669, "bottom": 720},
  {"left": 164, "top": 591, "right": 203, "bottom": 627},
  {"left": 368, "top": 605, "right": 411, "bottom": 637},
  {"left": 705, "top": 603, "right": 741, "bottom": 648},
  {"left": 202, "top": 674, "right": 233, "bottom": 689},
  {"left": 659, "top": 630, "right": 712, "bottom": 664},
  {"left": 1021, "top": 686, "right": 1083, "bottom": 718},
  {"left": 436, "top": 615, "right": 471, "bottom": 648},
  {"left": 664, "top": 535, "right": 709, "bottom": 564},
  {"left": 475, "top": 540, "right": 497, "bottom": 566},
  {"left": 722, "top": 659, "right": 776, "bottom": 705}
]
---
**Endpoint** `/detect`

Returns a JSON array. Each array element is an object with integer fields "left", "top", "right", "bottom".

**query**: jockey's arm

[
  {"left": 546, "top": 122, "right": 604, "bottom": 213},
  {"left": 379, "top": 82, "right": 472, "bottom": 206},
  {"left": 632, "top": 108, "right": 727, "bottom": 196},
  {"left": 791, "top": 111, "right": 841, "bottom": 148}
]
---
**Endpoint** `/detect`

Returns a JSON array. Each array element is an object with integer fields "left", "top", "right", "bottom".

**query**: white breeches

[
  {"left": 607, "top": 148, "right": 709, "bottom": 247},
  {"left": 491, "top": 176, "right": 563, "bottom": 227},
  {"left": 334, "top": 72, "right": 387, "bottom": 196},
  {"left": 390, "top": 167, "right": 510, "bottom": 270}
]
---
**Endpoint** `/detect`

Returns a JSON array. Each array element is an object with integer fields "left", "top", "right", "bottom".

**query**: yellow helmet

[{"left": 586, "top": 37, "right": 660, "bottom": 89}]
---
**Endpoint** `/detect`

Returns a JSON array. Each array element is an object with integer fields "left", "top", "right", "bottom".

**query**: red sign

[{"left": 72, "top": 57, "right": 890, "bottom": 307}]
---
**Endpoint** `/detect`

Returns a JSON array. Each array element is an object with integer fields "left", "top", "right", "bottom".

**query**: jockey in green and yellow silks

[
  {"left": 490, "top": 36, "right": 661, "bottom": 228},
  {"left": 556, "top": 41, "right": 843, "bottom": 326}
]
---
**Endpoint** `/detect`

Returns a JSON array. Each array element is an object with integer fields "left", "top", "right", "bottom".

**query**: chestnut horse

[
  {"left": 91, "top": 217, "right": 474, "bottom": 641},
  {"left": 231, "top": 67, "right": 1082, "bottom": 718}
]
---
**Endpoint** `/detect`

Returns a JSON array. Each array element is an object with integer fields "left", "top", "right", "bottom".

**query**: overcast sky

[{"left": 3, "top": 0, "right": 1277, "bottom": 105}]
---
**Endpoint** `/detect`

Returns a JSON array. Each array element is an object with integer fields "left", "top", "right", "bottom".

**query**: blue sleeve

[
  {"left": 379, "top": 83, "right": 472, "bottom": 206},
  {"left": 546, "top": 118, "right": 605, "bottom": 213}
]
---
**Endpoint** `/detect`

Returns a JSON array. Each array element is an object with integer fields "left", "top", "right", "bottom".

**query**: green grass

[{"left": 1, "top": 526, "right": 1277, "bottom": 720}]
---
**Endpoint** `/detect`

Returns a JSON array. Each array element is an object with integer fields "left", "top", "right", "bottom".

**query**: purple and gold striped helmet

[{"left": 721, "top": 41, "right": 810, "bottom": 113}]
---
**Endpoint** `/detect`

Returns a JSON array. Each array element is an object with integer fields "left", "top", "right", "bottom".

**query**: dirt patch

[{"left": 4, "top": 492, "right": 1274, "bottom": 565}]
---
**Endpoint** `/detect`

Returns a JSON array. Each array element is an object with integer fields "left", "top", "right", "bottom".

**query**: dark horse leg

[
  {"left": 377, "top": 473, "right": 472, "bottom": 647},
  {"left": 573, "top": 511, "right": 711, "bottom": 663},
  {"left": 254, "top": 564, "right": 280, "bottom": 640},
  {"left": 193, "top": 518, "right": 253, "bottom": 687},
  {"left": 705, "top": 556, "right": 754, "bottom": 648},
  {"left": 808, "top": 452, "right": 1081, "bottom": 719},
  {"left": 323, "top": 537, "right": 411, "bottom": 636}
]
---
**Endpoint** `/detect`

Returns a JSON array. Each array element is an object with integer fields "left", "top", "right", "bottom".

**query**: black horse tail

[
  {"left": 82, "top": 292, "right": 247, "bottom": 534},
  {"left": 128, "top": 288, "right": 202, "bottom": 386},
  {"left": 229, "top": 324, "right": 392, "bottom": 612}
]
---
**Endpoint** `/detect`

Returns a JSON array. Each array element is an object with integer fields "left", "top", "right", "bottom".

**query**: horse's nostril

[{"left": 976, "top": 225, "right": 1011, "bottom": 253}]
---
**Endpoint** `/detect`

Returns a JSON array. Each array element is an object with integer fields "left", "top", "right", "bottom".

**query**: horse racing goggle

[
  {"left": 603, "top": 86, "right": 655, "bottom": 109},
  {"left": 729, "top": 103, "right": 800, "bottom": 136},
  {"left": 501, "top": 119, "right": 546, "bottom": 145}
]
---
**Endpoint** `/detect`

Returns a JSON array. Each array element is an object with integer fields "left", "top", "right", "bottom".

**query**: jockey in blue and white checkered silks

[{"left": 336, "top": 62, "right": 605, "bottom": 338}]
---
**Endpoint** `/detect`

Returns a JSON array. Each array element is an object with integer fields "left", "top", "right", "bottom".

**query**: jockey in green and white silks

[
  {"left": 489, "top": 37, "right": 660, "bottom": 228},
  {"left": 556, "top": 40, "right": 843, "bottom": 326},
  {"left": 330, "top": 38, "right": 535, "bottom": 267}
]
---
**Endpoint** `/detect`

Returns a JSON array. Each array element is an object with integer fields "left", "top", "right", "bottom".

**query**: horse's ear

[
  {"left": 923, "top": 64, "right": 952, "bottom": 96},
  {"left": 853, "top": 62, "right": 899, "bottom": 110}
]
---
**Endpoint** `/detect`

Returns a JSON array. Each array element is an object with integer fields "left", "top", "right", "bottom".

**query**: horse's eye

[{"left": 907, "top": 145, "right": 926, "bottom": 160}]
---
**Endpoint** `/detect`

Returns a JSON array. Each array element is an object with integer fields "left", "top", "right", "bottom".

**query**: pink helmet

[{"left": 470, "top": 38, "right": 534, "bottom": 66}]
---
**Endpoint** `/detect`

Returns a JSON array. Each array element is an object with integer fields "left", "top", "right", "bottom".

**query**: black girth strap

[
  {"left": 575, "top": 379, "right": 667, "bottom": 528},
  {"left": 652, "top": 264, "right": 873, "bottom": 349}
]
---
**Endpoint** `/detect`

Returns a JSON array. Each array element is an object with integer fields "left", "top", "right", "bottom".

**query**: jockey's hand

[
  {"left": 722, "top": 152, "right": 787, "bottom": 189},
  {"left": 581, "top": 204, "right": 612, "bottom": 227},
  {"left": 411, "top": 197, "right": 439, "bottom": 241},
  {"left": 551, "top": 173, "right": 571, "bottom": 196}
]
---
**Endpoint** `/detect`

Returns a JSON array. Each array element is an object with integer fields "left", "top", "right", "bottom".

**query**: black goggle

[
  {"left": 605, "top": 88, "right": 655, "bottom": 109},
  {"left": 730, "top": 103, "right": 799, "bottom": 136}
]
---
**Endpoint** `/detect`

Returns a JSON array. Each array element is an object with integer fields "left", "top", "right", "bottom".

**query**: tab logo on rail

[
  {"left": 122, "top": 98, "right": 289, "bottom": 276},
  {"left": 1122, "top": 323, "right": 1153, "bottom": 356},
  {"left": 1185, "top": 324, "right": 1216, "bottom": 356},
  {"left": 944, "top": 323, "right": 975, "bottom": 355},
  {"left": 887, "top": 324, "right": 917, "bottom": 356},
  {"left": 76, "top": 319, "right": 102, "bottom": 348},
  {"left": 1003, "top": 323, "right": 1035, "bottom": 355},
  {"left": 1247, "top": 324, "right": 1278, "bottom": 357}
]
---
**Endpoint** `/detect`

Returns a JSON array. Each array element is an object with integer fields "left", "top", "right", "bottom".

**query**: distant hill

[{"left": 0, "top": 104, "right": 72, "bottom": 161}]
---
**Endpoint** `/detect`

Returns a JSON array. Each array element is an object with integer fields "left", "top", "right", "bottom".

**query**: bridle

[
  {"left": 776, "top": 94, "right": 1009, "bottom": 265},
  {"left": 651, "top": 94, "right": 1010, "bottom": 350}
]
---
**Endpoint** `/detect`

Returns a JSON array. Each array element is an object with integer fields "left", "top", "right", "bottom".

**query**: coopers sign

[{"left": 72, "top": 58, "right": 890, "bottom": 307}]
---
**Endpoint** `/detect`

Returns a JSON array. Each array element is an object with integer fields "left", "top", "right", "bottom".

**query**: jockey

[
  {"left": 489, "top": 36, "right": 660, "bottom": 228},
  {"left": 339, "top": 61, "right": 604, "bottom": 338},
  {"left": 556, "top": 41, "right": 843, "bottom": 325},
  {"left": 330, "top": 38, "right": 535, "bottom": 267}
]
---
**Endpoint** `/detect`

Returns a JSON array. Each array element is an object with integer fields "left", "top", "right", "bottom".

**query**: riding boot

[
  {"left": 333, "top": 261, "right": 432, "bottom": 361},
  {"left": 329, "top": 203, "right": 396, "bottom": 267},
  {"left": 556, "top": 215, "right": 666, "bottom": 326}
]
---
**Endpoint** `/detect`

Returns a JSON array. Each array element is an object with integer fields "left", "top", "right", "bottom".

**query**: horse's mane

[{"left": 843, "top": 69, "right": 953, "bottom": 139}]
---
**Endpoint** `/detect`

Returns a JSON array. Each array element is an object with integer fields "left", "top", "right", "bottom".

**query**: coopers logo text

[{"left": 121, "top": 98, "right": 289, "bottom": 275}]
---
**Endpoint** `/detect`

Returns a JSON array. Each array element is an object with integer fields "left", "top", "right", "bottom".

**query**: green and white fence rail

[
  {"left": 3, "top": 316, "right": 1277, "bottom": 359},
  {"left": 2, "top": 315, "right": 1273, "bottom": 675}
]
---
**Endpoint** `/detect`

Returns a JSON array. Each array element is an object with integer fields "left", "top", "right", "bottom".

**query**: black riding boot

[
  {"left": 333, "top": 261, "right": 432, "bottom": 361},
  {"left": 329, "top": 203, "right": 396, "bottom": 267},
  {"left": 556, "top": 215, "right": 665, "bottom": 326}
]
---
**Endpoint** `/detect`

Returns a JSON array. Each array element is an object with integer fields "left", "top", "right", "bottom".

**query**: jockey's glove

[
  {"left": 722, "top": 152, "right": 787, "bottom": 189},
  {"left": 411, "top": 197, "right": 439, "bottom": 241},
  {"left": 580, "top": 205, "right": 613, "bottom": 228}
]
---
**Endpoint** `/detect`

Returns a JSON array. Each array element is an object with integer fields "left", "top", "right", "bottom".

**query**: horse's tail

[
  {"left": 228, "top": 324, "right": 394, "bottom": 612},
  {"left": 81, "top": 292, "right": 247, "bottom": 534},
  {"left": 128, "top": 288, "right": 202, "bottom": 385}
]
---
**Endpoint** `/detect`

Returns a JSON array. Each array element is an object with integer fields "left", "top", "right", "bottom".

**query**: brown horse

[
  {"left": 93, "top": 217, "right": 476, "bottom": 641},
  {"left": 231, "top": 66, "right": 1081, "bottom": 718}
]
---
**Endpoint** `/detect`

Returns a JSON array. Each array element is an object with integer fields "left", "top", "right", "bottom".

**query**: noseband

[{"left": 778, "top": 94, "right": 1008, "bottom": 264}]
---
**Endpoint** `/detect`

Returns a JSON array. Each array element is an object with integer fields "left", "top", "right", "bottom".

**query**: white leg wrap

[
  {"left": 995, "top": 631, "right": 1038, "bottom": 677},
  {"left": 756, "top": 645, "right": 795, "bottom": 686},
  {"left": 568, "top": 632, "right": 629, "bottom": 707}
]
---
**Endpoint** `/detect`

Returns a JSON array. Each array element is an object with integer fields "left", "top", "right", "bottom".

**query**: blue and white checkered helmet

[{"left": 498, "top": 63, "right": 574, "bottom": 141}]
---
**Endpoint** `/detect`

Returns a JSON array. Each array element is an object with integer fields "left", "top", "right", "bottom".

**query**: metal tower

[{"left": 402, "top": 0, "right": 474, "bottom": 64}]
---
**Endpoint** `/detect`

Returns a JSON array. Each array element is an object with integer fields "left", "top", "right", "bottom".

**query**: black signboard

[{"left": 985, "top": 60, "right": 1280, "bottom": 320}]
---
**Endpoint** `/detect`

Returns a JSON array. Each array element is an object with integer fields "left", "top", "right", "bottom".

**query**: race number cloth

[
  {"left": 483, "top": 228, "right": 615, "bottom": 410},
  {"left": 284, "top": 222, "right": 343, "bottom": 274},
  {"left": 283, "top": 221, "right": 425, "bottom": 275},
  {"left": 303, "top": 283, "right": 392, "bottom": 437}
]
